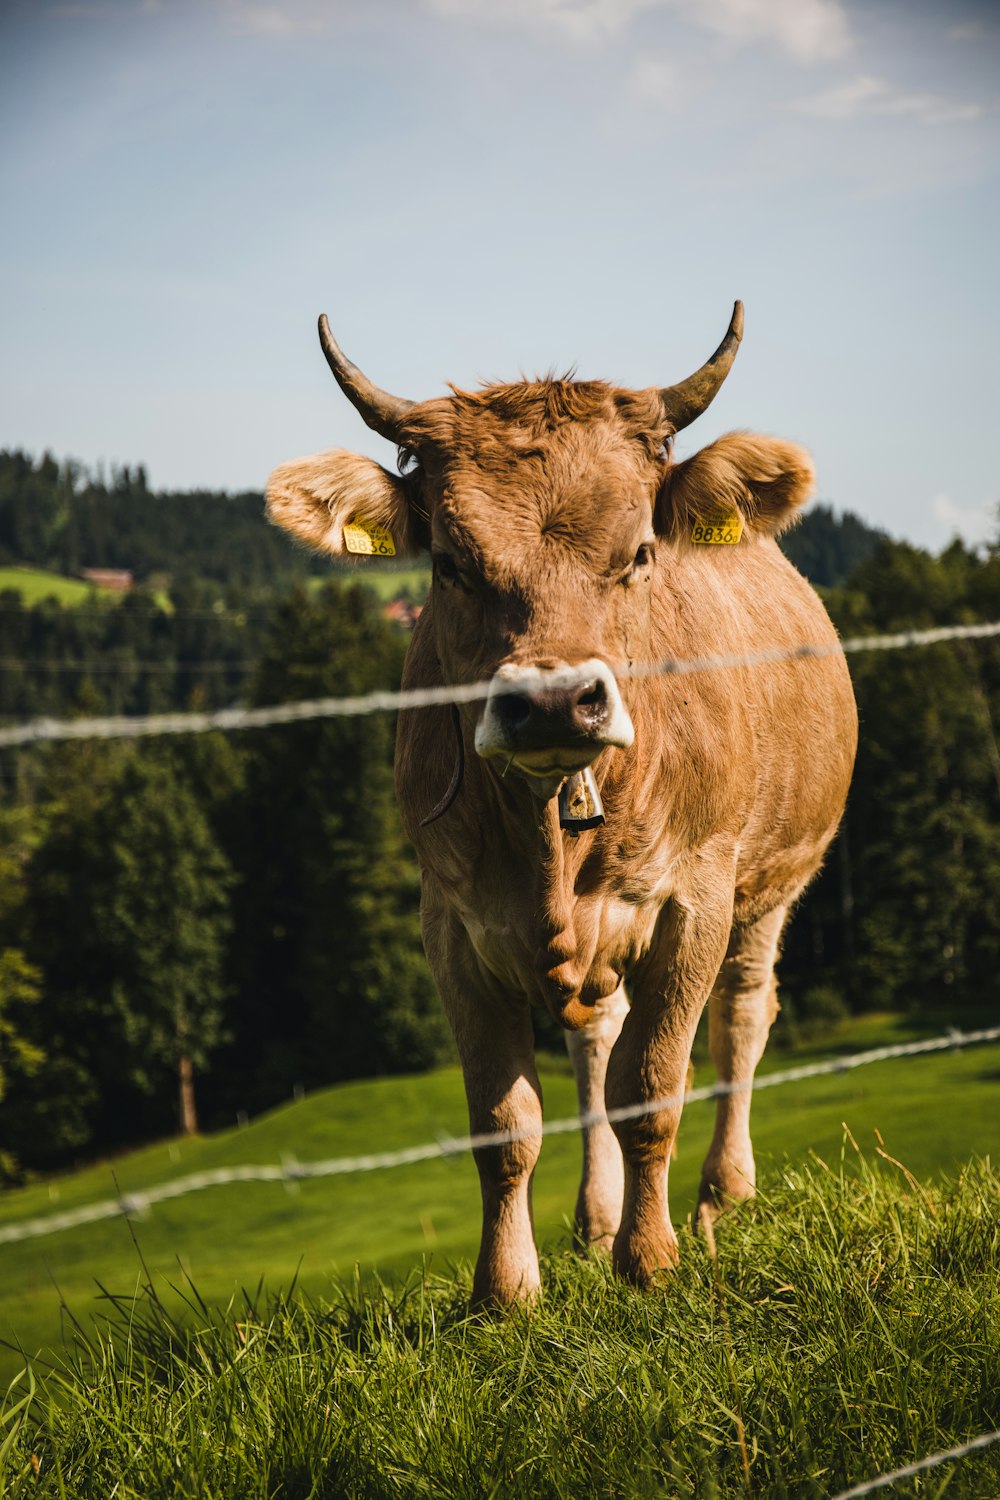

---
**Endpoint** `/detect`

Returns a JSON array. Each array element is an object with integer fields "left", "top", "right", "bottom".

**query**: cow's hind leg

[
  {"left": 698, "top": 904, "right": 787, "bottom": 1222},
  {"left": 564, "top": 986, "right": 628, "bottom": 1251}
]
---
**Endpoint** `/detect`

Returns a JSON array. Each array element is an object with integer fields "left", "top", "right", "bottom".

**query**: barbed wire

[
  {"left": 1, "top": 1025, "right": 996, "bottom": 1248},
  {"left": 0, "top": 619, "right": 996, "bottom": 750},
  {"left": 829, "top": 1427, "right": 1000, "bottom": 1499}
]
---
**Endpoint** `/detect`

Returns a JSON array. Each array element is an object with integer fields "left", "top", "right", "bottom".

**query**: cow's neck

[{"left": 482, "top": 757, "right": 610, "bottom": 951}]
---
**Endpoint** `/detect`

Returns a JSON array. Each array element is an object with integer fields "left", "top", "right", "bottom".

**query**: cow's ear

[
  {"left": 266, "top": 449, "right": 425, "bottom": 557},
  {"left": 656, "top": 432, "right": 815, "bottom": 542}
]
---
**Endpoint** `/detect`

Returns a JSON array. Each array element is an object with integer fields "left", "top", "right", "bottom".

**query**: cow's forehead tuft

[{"left": 398, "top": 380, "right": 667, "bottom": 455}]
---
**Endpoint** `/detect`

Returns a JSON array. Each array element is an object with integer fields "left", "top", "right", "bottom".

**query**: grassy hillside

[
  {"left": 3, "top": 1159, "right": 998, "bottom": 1497},
  {"left": 1, "top": 1014, "right": 997, "bottom": 1389},
  {"left": 320, "top": 561, "right": 430, "bottom": 604},
  {"left": 0, "top": 559, "right": 428, "bottom": 612},
  {"left": 0, "top": 566, "right": 101, "bottom": 607}
]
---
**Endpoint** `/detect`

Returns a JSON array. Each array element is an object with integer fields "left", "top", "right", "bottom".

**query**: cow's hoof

[
  {"left": 573, "top": 1225, "right": 616, "bottom": 1258},
  {"left": 696, "top": 1170, "right": 755, "bottom": 1227},
  {"left": 611, "top": 1226, "right": 680, "bottom": 1288},
  {"left": 470, "top": 1273, "right": 541, "bottom": 1312},
  {"left": 573, "top": 1203, "right": 621, "bottom": 1256}
]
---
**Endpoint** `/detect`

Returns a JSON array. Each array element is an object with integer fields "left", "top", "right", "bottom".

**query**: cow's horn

[
  {"left": 318, "top": 315, "right": 415, "bottom": 442},
  {"left": 659, "top": 301, "right": 744, "bottom": 433}
]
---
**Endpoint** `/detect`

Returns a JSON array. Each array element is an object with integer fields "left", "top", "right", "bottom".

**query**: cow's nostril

[
  {"left": 573, "top": 679, "right": 609, "bottom": 728},
  {"left": 575, "top": 679, "right": 606, "bottom": 710},
  {"left": 500, "top": 692, "right": 532, "bottom": 730}
]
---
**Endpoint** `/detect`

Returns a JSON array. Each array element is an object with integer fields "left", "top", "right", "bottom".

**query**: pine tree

[{"left": 92, "top": 751, "right": 234, "bottom": 1134}]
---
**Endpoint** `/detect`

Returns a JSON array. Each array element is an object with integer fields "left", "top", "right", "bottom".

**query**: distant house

[
  {"left": 80, "top": 568, "right": 133, "bottom": 592},
  {"left": 383, "top": 598, "right": 423, "bottom": 630}
]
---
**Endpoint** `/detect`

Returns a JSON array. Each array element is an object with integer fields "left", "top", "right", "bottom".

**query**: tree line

[
  {"left": 1, "top": 447, "right": 884, "bottom": 594},
  {"left": 0, "top": 450, "right": 996, "bottom": 1180},
  {"left": 0, "top": 449, "right": 325, "bottom": 589}
]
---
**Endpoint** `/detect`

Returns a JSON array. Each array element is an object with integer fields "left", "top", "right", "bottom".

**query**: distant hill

[
  {"left": 0, "top": 449, "right": 322, "bottom": 591},
  {"left": 1, "top": 450, "right": 888, "bottom": 593},
  {"left": 0, "top": 564, "right": 99, "bottom": 607}
]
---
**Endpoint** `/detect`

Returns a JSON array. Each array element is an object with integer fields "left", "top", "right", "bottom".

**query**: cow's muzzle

[{"left": 474, "top": 658, "right": 634, "bottom": 776}]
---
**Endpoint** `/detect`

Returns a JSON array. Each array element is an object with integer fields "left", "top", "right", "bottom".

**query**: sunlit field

[
  {"left": 0, "top": 567, "right": 101, "bottom": 607},
  {"left": 2, "top": 1014, "right": 996, "bottom": 1389},
  {"left": 3, "top": 1155, "right": 998, "bottom": 1497}
]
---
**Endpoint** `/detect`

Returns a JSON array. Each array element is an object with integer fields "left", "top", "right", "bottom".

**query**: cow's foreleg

[
  {"left": 564, "top": 985, "right": 628, "bottom": 1251},
  {"left": 462, "top": 1007, "right": 543, "bottom": 1307},
  {"left": 443, "top": 996, "right": 543, "bottom": 1307},
  {"left": 698, "top": 904, "right": 786, "bottom": 1222},
  {"left": 423, "top": 906, "right": 543, "bottom": 1307},
  {"left": 605, "top": 866, "right": 734, "bottom": 1286}
]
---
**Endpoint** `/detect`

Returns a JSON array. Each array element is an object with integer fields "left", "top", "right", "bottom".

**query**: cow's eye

[
  {"left": 623, "top": 543, "right": 654, "bottom": 585},
  {"left": 432, "top": 551, "right": 471, "bottom": 592}
]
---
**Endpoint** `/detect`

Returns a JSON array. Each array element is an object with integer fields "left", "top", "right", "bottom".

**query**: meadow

[
  {"left": 1, "top": 1155, "right": 998, "bottom": 1495},
  {"left": 0, "top": 559, "right": 428, "bottom": 612},
  {"left": 0, "top": 566, "right": 102, "bottom": 607},
  {"left": 320, "top": 561, "right": 431, "bottom": 604},
  {"left": 1, "top": 1014, "right": 996, "bottom": 1389}
]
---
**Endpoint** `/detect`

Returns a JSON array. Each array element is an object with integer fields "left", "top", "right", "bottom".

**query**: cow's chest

[{"left": 447, "top": 840, "right": 667, "bottom": 1010}]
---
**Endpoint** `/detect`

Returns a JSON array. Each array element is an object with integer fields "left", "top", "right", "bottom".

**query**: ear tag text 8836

[
  {"left": 343, "top": 519, "right": 396, "bottom": 556},
  {"left": 691, "top": 507, "right": 743, "bottom": 545}
]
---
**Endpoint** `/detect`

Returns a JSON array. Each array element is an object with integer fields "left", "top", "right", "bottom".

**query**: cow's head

[{"left": 267, "top": 305, "right": 814, "bottom": 790}]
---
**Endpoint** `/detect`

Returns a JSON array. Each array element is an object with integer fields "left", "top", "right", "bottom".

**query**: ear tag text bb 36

[{"left": 343, "top": 519, "right": 396, "bottom": 556}]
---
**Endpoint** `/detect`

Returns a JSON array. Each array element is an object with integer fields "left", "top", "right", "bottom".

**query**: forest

[{"left": 0, "top": 448, "right": 997, "bottom": 1180}]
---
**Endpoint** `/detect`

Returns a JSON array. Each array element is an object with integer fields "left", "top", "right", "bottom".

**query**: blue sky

[{"left": 1, "top": 0, "right": 997, "bottom": 550}]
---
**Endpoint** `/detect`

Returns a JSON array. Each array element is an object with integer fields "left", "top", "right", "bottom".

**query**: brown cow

[{"left": 267, "top": 305, "right": 857, "bottom": 1305}]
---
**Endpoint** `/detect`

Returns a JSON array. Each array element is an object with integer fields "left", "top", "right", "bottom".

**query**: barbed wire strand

[
  {"left": 2, "top": 1025, "right": 996, "bottom": 1248},
  {"left": 828, "top": 1427, "right": 1000, "bottom": 1500},
  {"left": 0, "top": 619, "right": 997, "bottom": 750}
]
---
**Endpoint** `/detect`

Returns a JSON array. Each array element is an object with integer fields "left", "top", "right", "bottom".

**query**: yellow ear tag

[
  {"left": 342, "top": 519, "right": 396, "bottom": 557},
  {"left": 691, "top": 507, "right": 743, "bottom": 545}
]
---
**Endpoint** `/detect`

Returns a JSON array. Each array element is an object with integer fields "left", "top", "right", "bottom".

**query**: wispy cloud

[
  {"left": 216, "top": 0, "right": 332, "bottom": 35},
  {"left": 425, "top": 0, "right": 850, "bottom": 60},
  {"left": 932, "top": 494, "right": 996, "bottom": 547},
  {"left": 424, "top": 0, "right": 655, "bottom": 45},
  {"left": 668, "top": 0, "right": 850, "bottom": 64},
  {"left": 948, "top": 21, "right": 989, "bottom": 44},
  {"left": 788, "top": 73, "right": 986, "bottom": 126},
  {"left": 624, "top": 55, "right": 695, "bottom": 111}
]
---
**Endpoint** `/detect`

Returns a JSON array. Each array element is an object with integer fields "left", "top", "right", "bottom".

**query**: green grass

[
  {"left": 316, "top": 562, "right": 431, "bottom": 604},
  {"left": 0, "top": 567, "right": 103, "bottom": 607},
  {"left": 1, "top": 1158, "right": 998, "bottom": 1497},
  {"left": 0, "top": 559, "right": 431, "bottom": 612},
  {"left": 0, "top": 1013, "right": 997, "bottom": 1398},
  {"left": 0, "top": 566, "right": 172, "bottom": 612}
]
